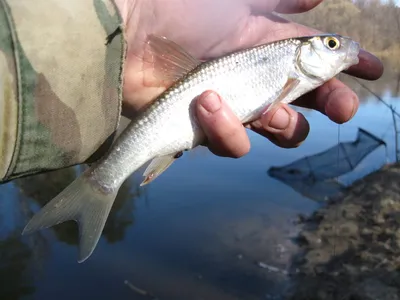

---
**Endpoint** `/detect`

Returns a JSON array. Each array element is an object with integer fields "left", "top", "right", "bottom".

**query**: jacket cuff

[{"left": 0, "top": 0, "right": 126, "bottom": 182}]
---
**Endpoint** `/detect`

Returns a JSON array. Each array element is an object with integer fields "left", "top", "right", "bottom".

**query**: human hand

[{"left": 114, "top": 0, "right": 384, "bottom": 157}]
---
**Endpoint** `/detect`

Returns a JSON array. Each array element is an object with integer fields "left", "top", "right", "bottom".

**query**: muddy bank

[{"left": 286, "top": 162, "right": 400, "bottom": 300}]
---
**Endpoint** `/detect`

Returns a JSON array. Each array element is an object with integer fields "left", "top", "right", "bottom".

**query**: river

[{"left": 0, "top": 70, "right": 399, "bottom": 299}]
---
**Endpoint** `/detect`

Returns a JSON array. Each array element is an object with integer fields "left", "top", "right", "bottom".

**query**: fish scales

[
  {"left": 93, "top": 38, "right": 301, "bottom": 189},
  {"left": 22, "top": 34, "right": 361, "bottom": 262}
]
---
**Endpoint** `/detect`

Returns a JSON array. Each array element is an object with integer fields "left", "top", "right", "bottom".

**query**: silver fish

[{"left": 22, "top": 34, "right": 360, "bottom": 262}]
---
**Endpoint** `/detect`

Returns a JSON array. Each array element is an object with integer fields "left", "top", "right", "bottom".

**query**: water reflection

[
  {"left": 0, "top": 233, "right": 36, "bottom": 300},
  {"left": 0, "top": 185, "right": 49, "bottom": 300},
  {"left": 0, "top": 61, "right": 399, "bottom": 299},
  {"left": 339, "top": 68, "right": 400, "bottom": 101},
  {"left": 0, "top": 165, "right": 144, "bottom": 300}
]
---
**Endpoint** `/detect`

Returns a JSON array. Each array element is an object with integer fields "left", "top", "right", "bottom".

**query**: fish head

[{"left": 296, "top": 34, "right": 360, "bottom": 81}]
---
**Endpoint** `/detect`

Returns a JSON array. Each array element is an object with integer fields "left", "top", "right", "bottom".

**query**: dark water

[{"left": 1, "top": 72, "right": 399, "bottom": 300}]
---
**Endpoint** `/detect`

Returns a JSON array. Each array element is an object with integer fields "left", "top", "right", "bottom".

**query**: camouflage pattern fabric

[{"left": 0, "top": 0, "right": 126, "bottom": 182}]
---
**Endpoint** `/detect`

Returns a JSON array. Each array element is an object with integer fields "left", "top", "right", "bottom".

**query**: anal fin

[{"left": 140, "top": 152, "right": 183, "bottom": 186}]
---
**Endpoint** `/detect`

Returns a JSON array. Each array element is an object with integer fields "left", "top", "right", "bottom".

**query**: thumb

[
  {"left": 246, "top": 0, "right": 322, "bottom": 14},
  {"left": 195, "top": 91, "right": 250, "bottom": 158},
  {"left": 274, "top": 0, "right": 324, "bottom": 14}
]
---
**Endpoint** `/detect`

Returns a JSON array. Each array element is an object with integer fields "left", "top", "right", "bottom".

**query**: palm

[
  {"left": 119, "top": 0, "right": 317, "bottom": 116},
  {"left": 115, "top": 0, "right": 382, "bottom": 154}
]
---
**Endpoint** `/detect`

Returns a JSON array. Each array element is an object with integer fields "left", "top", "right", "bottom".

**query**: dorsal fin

[{"left": 143, "top": 34, "right": 202, "bottom": 87}]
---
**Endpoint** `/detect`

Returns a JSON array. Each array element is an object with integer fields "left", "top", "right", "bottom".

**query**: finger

[
  {"left": 246, "top": 0, "right": 323, "bottom": 14},
  {"left": 247, "top": 104, "right": 310, "bottom": 148},
  {"left": 274, "top": 0, "right": 324, "bottom": 14},
  {"left": 196, "top": 91, "right": 250, "bottom": 158},
  {"left": 293, "top": 77, "right": 359, "bottom": 124},
  {"left": 344, "top": 49, "right": 384, "bottom": 81}
]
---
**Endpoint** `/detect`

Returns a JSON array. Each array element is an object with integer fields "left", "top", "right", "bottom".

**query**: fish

[{"left": 22, "top": 33, "right": 360, "bottom": 263}]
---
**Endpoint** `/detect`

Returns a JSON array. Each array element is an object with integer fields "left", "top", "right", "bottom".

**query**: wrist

[
  {"left": 114, "top": 0, "right": 138, "bottom": 30},
  {"left": 113, "top": 0, "right": 148, "bottom": 118}
]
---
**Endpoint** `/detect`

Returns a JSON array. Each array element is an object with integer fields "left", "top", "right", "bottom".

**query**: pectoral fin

[
  {"left": 140, "top": 152, "right": 183, "bottom": 186},
  {"left": 265, "top": 77, "right": 300, "bottom": 113}
]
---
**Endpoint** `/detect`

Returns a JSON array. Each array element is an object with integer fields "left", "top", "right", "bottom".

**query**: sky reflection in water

[{"left": 0, "top": 75, "right": 399, "bottom": 300}]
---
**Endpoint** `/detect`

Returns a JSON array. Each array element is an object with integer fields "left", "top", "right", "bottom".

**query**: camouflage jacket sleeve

[{"left": 0, "top": 0, "right": 126, "bottom": 183}]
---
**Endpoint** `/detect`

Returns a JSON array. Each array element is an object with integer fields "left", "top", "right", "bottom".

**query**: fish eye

[{"left": 324, "top": 37, "right": 340, "bottom": 50}]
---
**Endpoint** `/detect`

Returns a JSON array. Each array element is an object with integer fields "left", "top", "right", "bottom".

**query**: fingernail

[
  {"left": 199, "top": 92, "right": 221, "bottom": 113},
  {"left": 350, "top": 94, "right": 358, "bottom": 119},
  {"left": 268, "top": 107, "right": 290, "bottom": 130}
]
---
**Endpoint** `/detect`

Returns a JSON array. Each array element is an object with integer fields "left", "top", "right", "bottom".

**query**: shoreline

[{"left": 285, "top": 162, "right": 400, "bottom": 300}]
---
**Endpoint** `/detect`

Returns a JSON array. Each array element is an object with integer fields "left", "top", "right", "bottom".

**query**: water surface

[{"left": 1, "top": 74, "right": 399, "bottom": 300}]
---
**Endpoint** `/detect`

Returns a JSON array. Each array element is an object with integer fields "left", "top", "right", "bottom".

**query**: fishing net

[{"left": 268, "top": 128, "right": 386, "bottom": 201}]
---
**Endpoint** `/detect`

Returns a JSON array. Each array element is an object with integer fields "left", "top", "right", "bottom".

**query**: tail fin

[{"left": 22, "top": 171, "right": 118, "bottom": 263}]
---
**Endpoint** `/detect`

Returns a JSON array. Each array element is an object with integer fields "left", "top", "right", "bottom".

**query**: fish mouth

[{"left": 344, "top": 40, "right": 361, "bottom": 70}]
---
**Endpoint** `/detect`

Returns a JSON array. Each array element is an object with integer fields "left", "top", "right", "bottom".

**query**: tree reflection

[
  {"left": 0, "top": 165, "right": 144, "bottom": 299},
  {"left": 101, "top": 175, "right": 141, "bottom": 243},
  {"left": 0, "top": 232, "right": 35, "bottom": 300},
  {"left": 339, "top": 64, "right": 400, "bottom": 101},
  {"left": 0, "top": 187, "right": 49, "bottom": 300}
]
